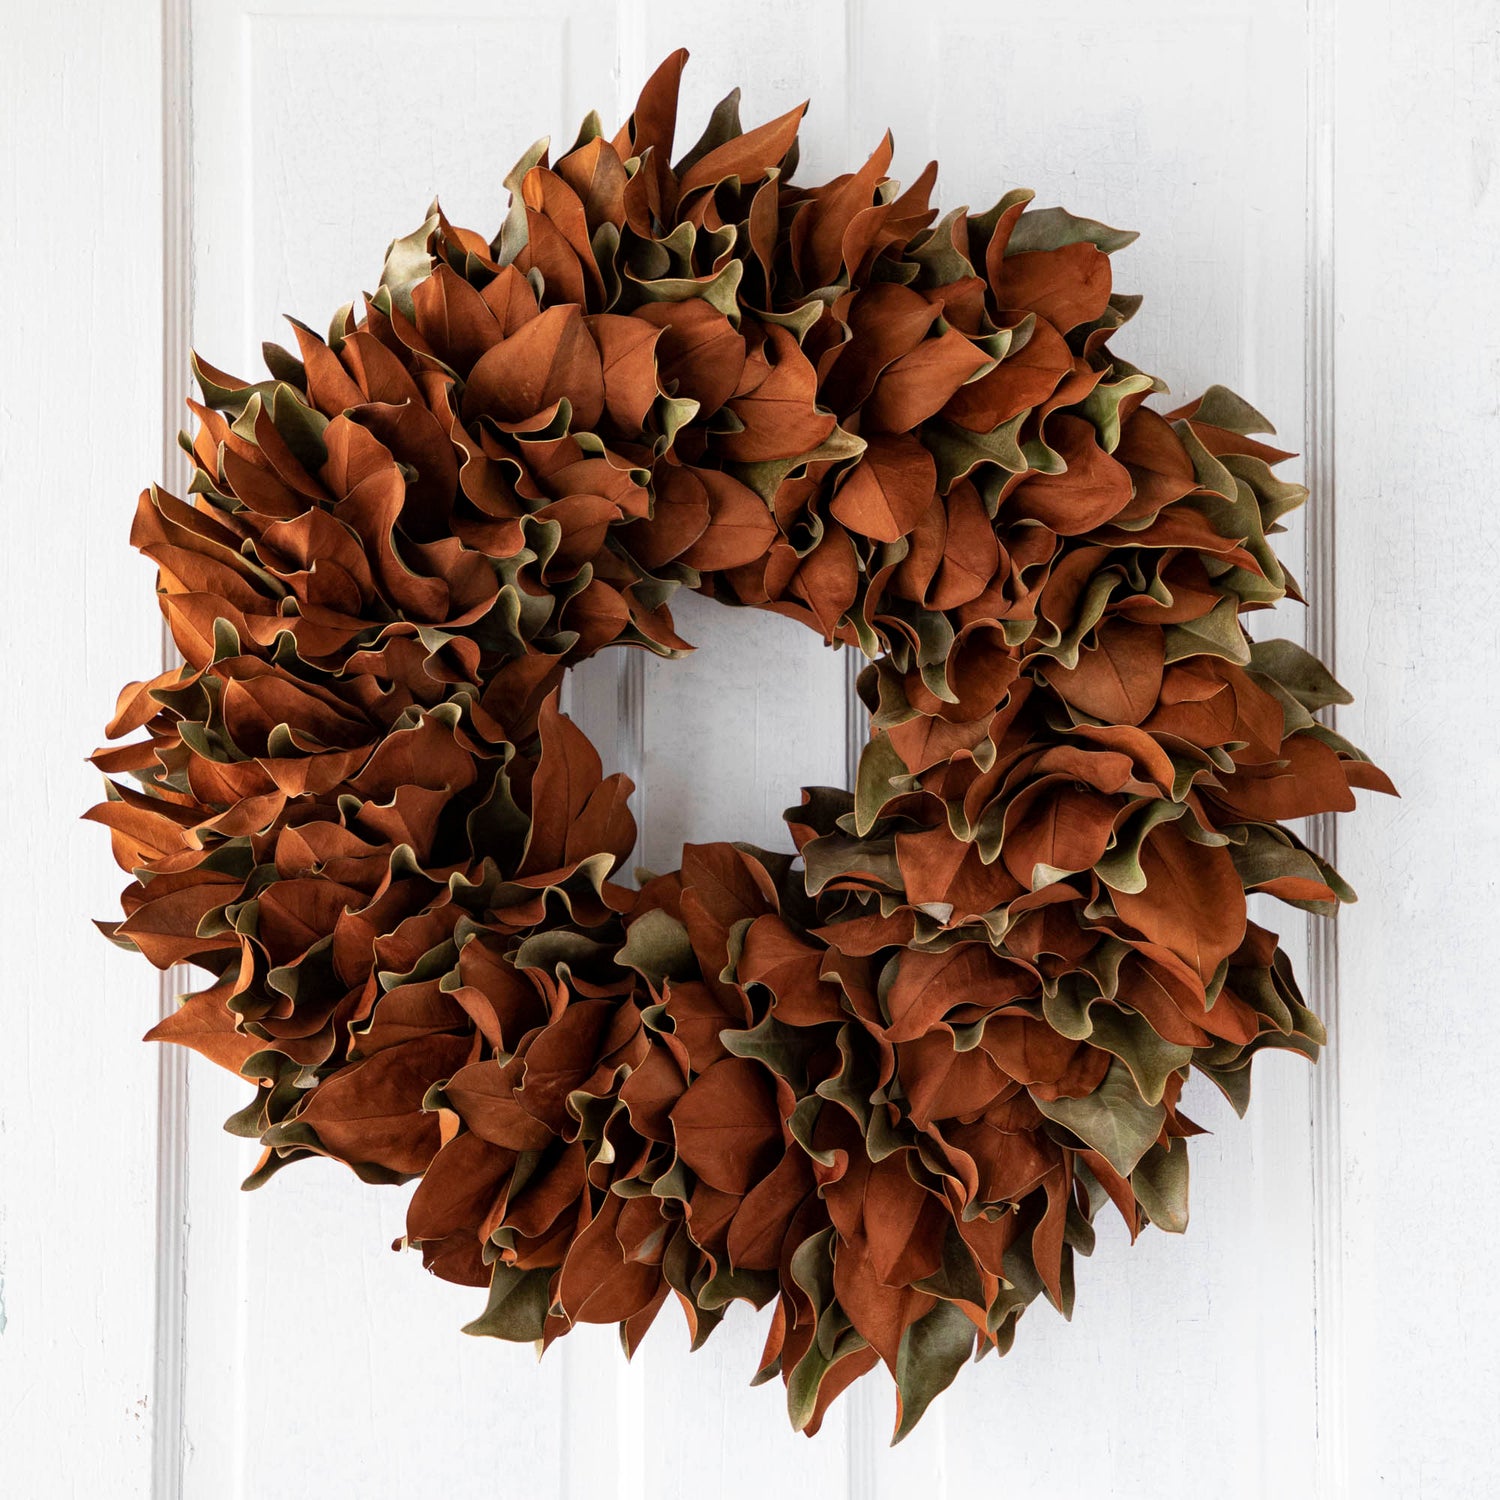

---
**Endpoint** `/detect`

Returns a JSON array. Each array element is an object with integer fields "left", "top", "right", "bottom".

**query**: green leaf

[
  {"left": 1173, "top": 419, "right": 1237, "bottom": 500},
  {"left": 922, "top": 413, "right": 1028, "bottom": 491},
  {"left": 462, "top": 1264, "right": 553, "bottom": 1343},
  {"left": 674, "top": 87, "right": 744, "bottom": 174},
  {"left": 1164, "top": 596, "right": 1251, "bottom": 667},
  {"left": 1031, "top": 1058, "right": 1166, "bottom": 1176},
  {"left": 379, "top": 208, "right": 439, "bottom": 319},
  {"left": 1004, "top": 205, "right": 1139, "bottom": 256},
  {"left": 893, "top": 1299, "right": 975, "bottom": 1442},
  {"left": 629, "top": 257, "right": 745, "bottom": 323},
  {"left": 1229, "top": 822, "right": 1353, "bottom": 911},
  {"left": 803, "top": 831, "right": 901, "bottom": 897},
  {"left": 1079, "top": 373, "right": 1155, "bottom": 452},
  {"left": 1191, "top": 384, "right": 1275, "bottom": 435},
  {"left": 735, "top": 423, "right": 866, "bottom": 503},
  {"left": 909, "top": 206, "right": 977, "bottom": 287},
  {"left": 721, "top": 1012, "right": 819, "bottom": 1084},
  {"left": 1083, "top": 1007, "right": 1193, "bottom": 1106},
  {"left": 494, "top": 137, "right": 550, "bottom": 265},
  {"left": 1248, "top": 637, "right": 1353, "bottom": 711},
  {"left": 617, "top": 907, "right": 696, "bottom": 983},
  {"left": 758, "top": 297, "right": 827, "bottom": 344},
  {"left": 1198, "top": 1059, "right": 1254, "bottom": 1117},
  {"left": 268, "top": 383, "right": 329, "bottom": 474},
  {"left": 1132, "top": 1140, "right": 1190, "bottom": 1233},
  {"left": 1095, "top": 799, "right": 1187, "bottom": 895},
  {"left": 854, "top": 729, "right": 910, "bottom": 837}
]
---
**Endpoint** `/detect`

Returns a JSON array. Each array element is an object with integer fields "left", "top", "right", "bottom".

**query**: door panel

[
  {"left": 179, "top": 3, "right": 1322, "bottom": 1493},
  {"left": 183, "top": 7, "right": 617, "bottom": 1495},
  {"left": 857, "top": 4, "right": 1318, "bottom": 1493}
]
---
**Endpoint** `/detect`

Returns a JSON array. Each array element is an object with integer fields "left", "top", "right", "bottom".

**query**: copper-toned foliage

[{"left": 91, "top": 50, "right": 1393, "bottom": 1437}]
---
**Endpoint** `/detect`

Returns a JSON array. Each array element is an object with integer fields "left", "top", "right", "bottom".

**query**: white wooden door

[{"left": 3, "top": 2, "right": 1497, "bottom": 1496}]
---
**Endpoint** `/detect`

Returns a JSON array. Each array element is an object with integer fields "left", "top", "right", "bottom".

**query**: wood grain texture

[
  {"left": 181, "top": 6, "right": 616, "bottom": 1495},
  {"left": 856, "top": 3, "right": 1320, "bottom": 1493},
  {"left": 0, "top": 3, "right": 166, "bottom": 1496},
  {"left": 611, "top": 12, "right": 859, "bottom": 1491},
  {"left": 1332, "top": 4, "right": 1500, "bottom": 1494}
]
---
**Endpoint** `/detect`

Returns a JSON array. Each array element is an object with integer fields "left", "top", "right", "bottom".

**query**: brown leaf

[
  {"left": 671, "top": 1057, "right": 784, "bottom": 1194},
  {"left": 1043, "top": 620, "right": 1166, "bottom": 725},
  {"left": 831, "top": 433, "right": 936, "bottom": 542},
  {"left": 463, "top": 304, "right": 604, "bottom": 429},
  {"left": 145, "top": 984, "right": 260, "bottom": 1074},
  {"left": 1001, "top": 778, "right": 1119, "bottom": 886},
  {"left": 678, "top": 102, "right": 806, "bottom": 195},
  {"left": 992, "top": 242, "right": 1112, "bottom": 331},
  {"left": 588, "top": 313, "right": 662, "bottom": 433},
  {"left": 863, "top": 327, "right": 990, "bottom": 432},
  {"left": 738, "top": 914, "right": 844, "bottom": 1026},
  {"left": 1007, "top": 415, "right": 1133, "bottom": 533},
  {"left": 521, "top": 694, "right": 605, "bottom": 876},
  {"left": 678, "top": 468, "right": 780, "bottom": 571},
  {"left": 721, "top": 325, "right": 835, "bottom": 463},
  {"left": 884, "top": 945, "right": 1035, "bottom": 1042},
  {"left": 295, "top": 1034, "right": 472, "bottom": 1176},
  {"left": 1112, "top": 822, "right": 1248, "bottom": 980}
]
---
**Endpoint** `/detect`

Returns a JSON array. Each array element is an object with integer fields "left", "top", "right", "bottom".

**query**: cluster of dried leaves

[{"left": 91, "top": 51, "right": 1392, "bottom": 1437}]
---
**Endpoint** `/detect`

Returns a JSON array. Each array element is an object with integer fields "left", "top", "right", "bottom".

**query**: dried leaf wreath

[{"left": 91, "top": 50, "right": 1393, "bottom": 1439}]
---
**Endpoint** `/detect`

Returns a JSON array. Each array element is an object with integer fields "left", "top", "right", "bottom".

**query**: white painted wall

[{"left": 1, "top": 1, "right": 1495, "bottom": 1495}]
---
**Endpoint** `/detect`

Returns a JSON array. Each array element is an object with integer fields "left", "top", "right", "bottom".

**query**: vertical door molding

[
  {"left": 606, "top": 12, "right": 862, "bottom": 1493},
  {"left": 153, "top": 5, "right": 195, "bottom": 1499},
  {"left": 1304, "top": 0, "right": 1346, "bottom": 1493},
  {"left": 178, "top": 10, "right": 620, "bottom": 1494}
]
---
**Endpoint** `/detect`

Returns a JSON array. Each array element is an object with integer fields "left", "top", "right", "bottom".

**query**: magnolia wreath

[{"left": 91, "top": 51, "right": 1393, "bottom": 1438}]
